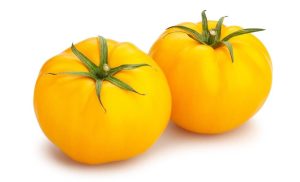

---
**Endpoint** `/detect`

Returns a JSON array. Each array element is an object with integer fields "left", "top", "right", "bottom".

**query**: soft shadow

[
  {"left": 41, "top": 142, "right": 147, "bottom": 171},
  {"left": 41, "top": 119, "right": 259, "bottom": 169},
  {"left": 150, "top": 119, "right": 260, "bottom": 153}
]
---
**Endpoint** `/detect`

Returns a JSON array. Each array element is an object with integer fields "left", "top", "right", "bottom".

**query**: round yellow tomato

[
  {"left": 149, "top": 11, "right": 272, "bottom": 134},
  {"left": 34, "top": 36, "right": 171, "bottom": 164}
]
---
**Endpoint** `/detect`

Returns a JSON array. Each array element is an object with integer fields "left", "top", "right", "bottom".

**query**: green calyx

[
  {"left": 166, "top": 10, "right": 265, "bottom": 62},
  {"left": 48, "top": 36, "right": 149, "bottom": 112}
]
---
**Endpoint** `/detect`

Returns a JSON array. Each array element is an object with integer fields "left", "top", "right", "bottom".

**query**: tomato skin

[
  {"left": 150, "top": 22, "right": 272, "bottom": 134},
  {"left": 34, "top": 37, "right": 171, "bottom": 164}
]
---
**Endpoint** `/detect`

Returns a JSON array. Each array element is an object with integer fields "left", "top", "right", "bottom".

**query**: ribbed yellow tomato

[
  {"left": 150, "top": 11, "right": 272, "bottom": 134},
  {"left": 34, "top": 37, "right": 171, "bottom": 164}
]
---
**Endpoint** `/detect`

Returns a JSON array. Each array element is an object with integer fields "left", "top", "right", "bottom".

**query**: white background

[{"left": 0, "top": 0, "right": 299, "bottom": 181}]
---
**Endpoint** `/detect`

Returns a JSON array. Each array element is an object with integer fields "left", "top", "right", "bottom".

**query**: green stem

[
  {"left": 201, "top": 10, "right": 209, "bottom": 41},
  {"left": 47, "top": 36, "right": 149, "bottom": 112},
  {"left": 165, "top": 10, "right": 265, "bottom": 63},
  {"left": 98, "top": 36, "right": 108, "bottom": 68}
]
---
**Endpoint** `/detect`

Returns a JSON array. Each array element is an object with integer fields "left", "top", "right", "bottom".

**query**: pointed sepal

[{"left": 106, "top": 76, "right": 144, "bottom": 95}]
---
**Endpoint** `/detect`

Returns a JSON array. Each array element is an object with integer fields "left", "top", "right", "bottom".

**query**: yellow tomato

[
  {"left": 149, "top": 11, "right": 272, "bottom": 134},
  {"left": 34, "top": 36, "right": 171, "bottom": 164}
]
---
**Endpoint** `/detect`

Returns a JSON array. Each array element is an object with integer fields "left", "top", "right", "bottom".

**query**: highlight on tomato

[
  {"left": 34, "top": 36, "right": 171, "bottom": 164},
  {"left": 150, "top": 10, "right": 272, "bottom": 134}
]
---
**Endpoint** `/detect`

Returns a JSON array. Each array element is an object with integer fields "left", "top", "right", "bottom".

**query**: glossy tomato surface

[
  {"left": 34, "top": 37, "right": 171, "bottom": 164},
  {"left": 150, "top": 21, "right": 272, "bottom": 134}
]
